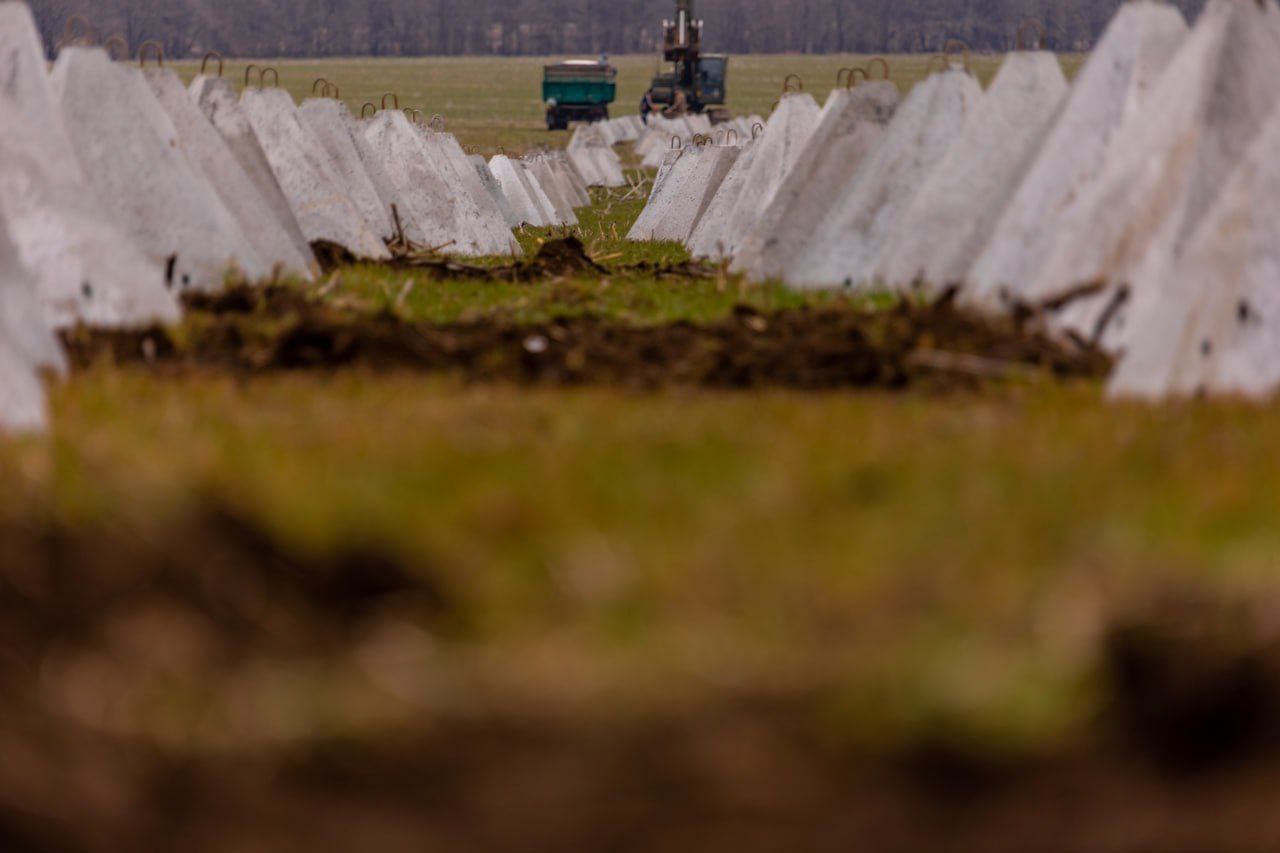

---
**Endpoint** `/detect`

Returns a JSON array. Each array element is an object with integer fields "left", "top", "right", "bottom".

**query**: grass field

[{"left": 4, "top": 52, "right": 1278, "bottom": 849}]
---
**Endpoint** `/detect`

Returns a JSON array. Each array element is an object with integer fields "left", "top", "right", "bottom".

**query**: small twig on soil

[
  {"left": 907, "top": 349, "right": 1042, "bottom": 381},
  {"left": 317, "top": 271, "right": 342, "bottom": 298},
  {"left": 391, "top": 203, "right": 407, "bottom": 249},
  {"left": 395, "top": 278, "right": 416, "bottom": 313}
]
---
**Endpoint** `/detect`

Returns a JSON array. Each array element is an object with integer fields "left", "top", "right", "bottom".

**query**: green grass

[{"left": 12, "top": 53, "right": 1260, "bottom": 757}]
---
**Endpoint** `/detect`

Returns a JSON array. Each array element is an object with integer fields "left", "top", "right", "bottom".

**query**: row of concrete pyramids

[
  {"left": 0, "top": 1, "right": 632, "bottom": 430},
  {"left": 631, "top": 0, "right": 1280, "bottom": 401}
]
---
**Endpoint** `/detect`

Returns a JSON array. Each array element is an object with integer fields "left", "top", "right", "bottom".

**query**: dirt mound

[
  {"left": 62, "top": 286, "right": 1109, "bottom": 390},
  {"left": 0, "top": 507, "right": 1278, "bottom": 851}
]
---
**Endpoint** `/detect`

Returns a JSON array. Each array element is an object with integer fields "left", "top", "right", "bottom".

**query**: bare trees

[{"left": 27, "top": 0, "right": 1207, "bottom": 58}]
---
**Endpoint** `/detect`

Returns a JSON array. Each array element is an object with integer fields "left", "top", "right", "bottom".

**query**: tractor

[{"left": 646, "top": 0, "right": 731, "bottom": 123}]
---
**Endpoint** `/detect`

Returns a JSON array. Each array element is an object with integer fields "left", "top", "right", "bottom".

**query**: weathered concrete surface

[
  {"left": 0, "top": 205, "right": 62, "bottom": 379},
  {"left": 1109, "top": 100, "right": 1280, "bottom": 400},
  {"left": 299, "top": 98, "right": 395, "bottom": 242},
  {"left": 1035, "top": 0, "right": 1280, "bottom": 351},
  {"left": 53, "top": 48, "right": 268, "bottom": 290},
  {"left": 687, "top": 140, "right": 760, "bottom": 259},
  {"left": 547, "top": 151, "right": 591, "bottom": 207},
  {"left": 240, "top": 87, "right": 389, "bottom": 260},
  {"left": 733, "top": 81, "right": 900, "bottom": 282},
  {"left": 148, "top": 68, "right": 316, "bottom": 281},
  {"left": 420, "top": 129, "right": 519, "bottom": 255},
  {"left": 522, "top": 163, "right": 565, "bottom": 226},
  {"left": 489, "top": 155, "right": 548, "bottom": 227},
  {"left": 357, "top": 109, "right": 476, "bottom": 252},
  {"left": 966, "top": 1, "right": 1188, "bottom": 314},
  {"left": 628, "top": 144, "right": 741, "bottom": 242},
  {"left": 0, "top": 3, "right": 82, "bottom": 182},
  {"left": 777, "top": 68, "right": 982, "bottom": 290},
  {"left": 526, "top": 157, "right": 580, "bottom": 226},
  {"left": 190, "top": 75, "right": 315, "bottom": 273},
  {"left": 709, "top": 93, "right": 820, "bottom": 259},
  {"left": 0, "top": 218, "right": 50, "bottom": 432},
  {"left": 568, "top": 126, "right": 625, "bottom": 187},
  {"left": 471, "top": 155, "right": 521, "bottom": 229},
  {"left": 0, "top": 91, "right": 178, "bottom": 328},
  {"left": 875, "top": 51, "right": 1067, "bottom": 293}
]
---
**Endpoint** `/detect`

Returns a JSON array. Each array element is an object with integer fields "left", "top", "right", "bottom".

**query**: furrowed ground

[{"left": 3, "top": 54, "right": 1280, "bottom": 851}]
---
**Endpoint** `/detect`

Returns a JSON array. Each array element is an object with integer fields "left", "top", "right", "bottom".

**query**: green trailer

[{"left": 542, "top": 60, "right": 617, "bottom": 130}]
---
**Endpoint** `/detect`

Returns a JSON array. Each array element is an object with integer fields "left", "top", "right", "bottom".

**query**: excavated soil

[
  {"left": 62, "top": 283, "right": 1109, "bottom": 391},
  {"left": 1, "top": 507, "right": 1280, "bottom": 851}
]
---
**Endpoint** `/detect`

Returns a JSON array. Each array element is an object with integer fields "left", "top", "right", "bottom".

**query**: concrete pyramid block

[
  {"left": 732, "top": 81, "right": 900, "bottom": 281},
  {"left": 521, "top": 162, "right": 564, "bottom": 226},
  {"left": 641, "top": 137, "right": 679, "bottom": 170},
  {"left": 687, "top": 139, "right": 761, "bottom": 259},
  {"left": 966, "top": 1, "right": 1189, "bottom": 313},
  {"left": 0, "top": 219, "right": 51, "bottom": 432},
  {"left": 147, "top": 68, "right": 316, "bottom": 281},
  {"left": 547, "top": 151, "right": 591, "bottom": 207},
  {"left": 0, "top": 91, "right": 178, "bottom": 328},
  {"left": 299, "top": 98, "right": 396, "bottom": 242},
  {"left": 707, "top": 92, "right": 820, "bottom": 259},
  {"left": 628, "top": 144, "right": 741, "bottom": 242},
  {"left": 240, "top": 87, "right": 389, "bottom": 260},
  {"left": 471, "top": 155, "right": 522, "bottom": 229},
  {"left": 777, "top": 68, "right": 983, "bottom": 289},
  {"left": 526, "top": 157, "right": 580, "bottom": 226},
  {"left": 0, "top": 2, "right": 83, "bottom": 182},
  {"left": 875, "top": 51, "right": 1067, "bottom": 292},
  {"left": 357, "top": 110, "right": 498, "bottom": 254},
  {"left": 419, "top": 128, "right": 519, "bottom": 255},
  {"left": 1033, "top": 0, "right": 1280, "bottom": 350},
  {"left": 0, "top": 209, "right": 62, "bottom": 378},
  {"left": 52, "top": 48, "right": 270, "bottom": 291},
  {"left": 1109, "top": 102, "right": 1280, "bottom": 400},
  {"left": 489, "top": 155, "right": 549, "bottom": 227},
  {"left": 190, "top": 75, "right": 315, "bottom": 273}
]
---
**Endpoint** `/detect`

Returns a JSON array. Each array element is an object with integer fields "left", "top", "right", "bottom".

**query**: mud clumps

[
  {"left": 62, "top": 284, "right": 1109, "bottom": 390},
  {"left": 0, "top": 509, "right": 1278, "bottom": 850}
]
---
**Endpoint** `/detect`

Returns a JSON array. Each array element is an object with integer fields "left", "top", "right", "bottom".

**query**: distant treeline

[{"left": 30, "top": 0, "right": 1207, "bottom": 58}]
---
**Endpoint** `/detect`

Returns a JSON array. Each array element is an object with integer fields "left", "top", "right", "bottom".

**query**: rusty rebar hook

[
  {"left": 312, "top": 77, "right": 330, "bottom": 96},
  {"left": 200, "top": 51, "right": 224, "bottom": 77},
  {"left": 323, "top": 82, "right": 340, "bottom": 99},
  {"left": 867, "top": 56, "right": 890, "bottom": 81},
  {"left": 103, "top": 35, "right": 128, "bottom": 61},
  {"left": 136, "top": 40, "right": 164, "bottom": 68},
  {"left": 429, "top": 114, "right": 445, "bottom": 132},
  {"left": 782, "top": 73, "right": 804, "bottom": 93},
  {"left": 847, "top": 67, "right": 868, "bottom": 89},
  {"left": 259, "top": 67, "right": 279, "bottom": 88},
  {"left": 244, "top": 63, "right": 261, "bottom": 88},
  {"left": 361, "top": 102, "right": 377, "bottom": 119},
  {"left": 381, "top": 93, "right": 399, "bottom": 110}
]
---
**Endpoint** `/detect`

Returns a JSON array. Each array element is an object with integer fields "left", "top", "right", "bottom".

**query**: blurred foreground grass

[{"left": 11, "top": 369, "right": 1280, "bottom": 752}]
